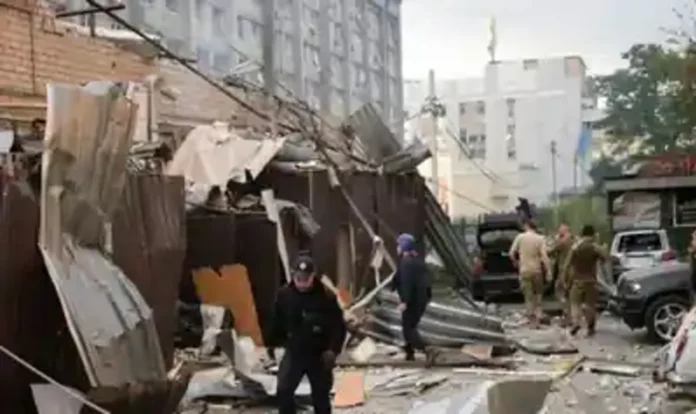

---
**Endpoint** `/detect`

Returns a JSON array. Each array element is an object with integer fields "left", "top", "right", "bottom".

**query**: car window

[
  {"left": 617, "top": 233, "right": 663, "bottom": 253},
  {"left": 479, "top": 229, "right": 519, "bottom": 249}
]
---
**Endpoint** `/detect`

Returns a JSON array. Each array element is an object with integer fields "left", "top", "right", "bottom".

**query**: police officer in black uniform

[{"left": 268, "top": 255, "right": 346, "bottom": 414}]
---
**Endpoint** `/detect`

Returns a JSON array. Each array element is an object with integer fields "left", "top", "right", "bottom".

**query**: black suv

[
  {"left": 470, "top": 213, "right": 552, "bottom": 300},
  {"left": 610, "top": 261, "right": 693, "bottom": 343}
]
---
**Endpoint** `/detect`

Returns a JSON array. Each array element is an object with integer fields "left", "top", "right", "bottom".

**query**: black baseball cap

[{"left": 292, "top": 255, "right": 315, "bottom": 281}]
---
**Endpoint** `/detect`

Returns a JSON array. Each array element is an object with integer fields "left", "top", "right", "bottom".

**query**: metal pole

[
  {"left": 262, "top": 0, "right": 275, "bottom": 96},
  {"left": 551, "top": 140, "right": 559, "bottom": 222},
  {"left": 573, "top": 154, "right": 578, "bottom": 192},
  {"left": 428, "top": 69, "right": 438, "bottom": 195}
]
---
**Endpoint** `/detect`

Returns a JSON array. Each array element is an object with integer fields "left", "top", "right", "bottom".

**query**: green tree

[{"left": 594, "top": 44, "right": 696, "bottom": 157}]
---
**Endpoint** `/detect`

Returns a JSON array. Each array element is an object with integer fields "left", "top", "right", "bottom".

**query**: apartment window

[
  {"left": 506, "top": 98, "right": 515, "bottom": 118},
  {"left": 476, "top": 100, "right": 485, "bottom": 115},
  {"left": 467, "top": 134, "right": 486, "bottom": 159},
  {"left": 506, "top": 124, "right": 516, "bottom": 160},
  {"left": 212, "top": 7, "right": 224, "bottom": 37},
  {"left": 458, "top": 128, "right": 467, "bottom": 143},
  {"left": 459, "top": 102, "right": 466, "bottom": 115},
  {"left": 165, "top": 0, "right": 178, "bottom": 12},
  {"left": 523, "top": 59, "right": 539, "bottom": 70}
]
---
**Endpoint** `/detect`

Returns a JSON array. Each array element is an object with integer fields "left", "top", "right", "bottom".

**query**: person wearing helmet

[
  {"left": 268, "top": 255, "right": 346, "bottom": 414},
  {"left": 394, "top": 233, "right": 438, "bottom": 365}
]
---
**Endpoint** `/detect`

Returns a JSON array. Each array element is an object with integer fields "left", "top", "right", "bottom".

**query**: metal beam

[{"left": 55, "top": 4, "right": 125, "bottom": 19}]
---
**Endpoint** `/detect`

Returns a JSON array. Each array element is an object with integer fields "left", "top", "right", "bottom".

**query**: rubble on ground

[{"left": 171, "top": 301, "right": 682, "bottom": 414}]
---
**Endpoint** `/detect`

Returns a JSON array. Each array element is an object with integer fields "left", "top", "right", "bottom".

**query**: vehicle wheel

[{"left": 645, "top": 295, "right": 690, "bottom": 343}]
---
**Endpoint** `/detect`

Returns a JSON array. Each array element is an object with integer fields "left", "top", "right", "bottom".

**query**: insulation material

[
  {"left": 166, "top": 123, "right": 286, "bottom": 186},
  {"left": 193, "top": 264, "right": 265, "bottom": 346},
  {"left": 39, "top": 81, "right": 166, "bottom": 387}
]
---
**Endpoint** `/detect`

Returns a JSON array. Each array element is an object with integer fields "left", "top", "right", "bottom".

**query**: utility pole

[
  {"left": 424, "top": 69, "right": 445, "bottom": 195},
  {"left": 550, "top": 140, "right": 559, "bottom": 223}
]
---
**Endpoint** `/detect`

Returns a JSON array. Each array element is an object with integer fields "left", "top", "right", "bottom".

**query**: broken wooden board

[
  {"left": 370, "top": 373, "right": 448, "bottom": 398},
  {"left": 462, "top": 344, "right": 493, "bottom": 360},
  {"left": 193, "top": 264, "right": 264, "bottom": 346},
  {"left": 333, "top": 371, "right": 365, "bottom": 408}
]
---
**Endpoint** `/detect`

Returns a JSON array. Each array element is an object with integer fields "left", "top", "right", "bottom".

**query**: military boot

[{"left": 586, "top": 321, "right": 596, "bottom": 337}]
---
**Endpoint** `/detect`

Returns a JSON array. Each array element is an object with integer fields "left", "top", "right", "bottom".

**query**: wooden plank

[
  {"left": 193, "top": 264, "right": 264, "bottom": 346},
  {"left": 333, "top": 370, "right": 365, "bottom": 408}
]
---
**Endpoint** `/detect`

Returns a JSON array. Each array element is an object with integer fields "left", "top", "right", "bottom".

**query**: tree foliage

[{"left": 593, "top": 43, "right": 696, "bottom": 157}]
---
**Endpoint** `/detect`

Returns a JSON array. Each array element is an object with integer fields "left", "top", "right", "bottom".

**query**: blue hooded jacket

[{"left": 393, "top": 233, "right": 431, "bottom": 308}]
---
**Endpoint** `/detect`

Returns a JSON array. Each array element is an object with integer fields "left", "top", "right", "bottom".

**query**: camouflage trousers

[
  {"left": 569, "top": 279, "right": 598, "bottom": 331},
  {"left": 519, "top": 272, "right": 544, "bottom": 322},
  {"left": 554, "top": 281, "right": 571, "bottom": 326}
]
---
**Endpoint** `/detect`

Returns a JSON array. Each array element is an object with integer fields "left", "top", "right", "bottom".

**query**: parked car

[
  {"left": 610, "top": 229, "right": 677, "bottom": 282},
  {"left": 471, "top": 213, "right": 523, "bottom": 300},
  {"left": 610, "top": 261, "right": 692, "bottom": 343},
  {"left": 470, "top": 213, "right": 556, "bottom": 300}
]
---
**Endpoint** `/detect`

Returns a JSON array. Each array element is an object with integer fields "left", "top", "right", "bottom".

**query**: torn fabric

[{"left": 166, "top": 123, "right": 286, "bottom": 186}]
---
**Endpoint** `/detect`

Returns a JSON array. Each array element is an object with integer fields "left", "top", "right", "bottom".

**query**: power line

[
  {"left": 84, "top": 0, "right": 293, "bottom": 133},
  {"left": 424, "top": 176, "right": 496, "bottom": 212},
  {"left": 441, "top": 123, "right": 524, "bottom": 189}
]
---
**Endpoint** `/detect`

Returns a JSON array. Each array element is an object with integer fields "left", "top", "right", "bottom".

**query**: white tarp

[{"left": 167, "top": 122, "right": 286, "bottom": 187}]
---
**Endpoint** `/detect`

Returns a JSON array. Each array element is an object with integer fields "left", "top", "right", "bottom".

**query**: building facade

[
  {"left": 405, "top": 57, "right": 598, "bottom": 219},
  {"left": 49, "top": 0, "right": 404, "bottom": 133}
]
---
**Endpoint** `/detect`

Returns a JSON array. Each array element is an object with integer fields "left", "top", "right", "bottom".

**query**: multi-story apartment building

[
  {"left": 48, "top": 0, "right": 404, "bottom": 132},
  {"left": 405, "top": 57, "right": 599, "bottom": 219}
]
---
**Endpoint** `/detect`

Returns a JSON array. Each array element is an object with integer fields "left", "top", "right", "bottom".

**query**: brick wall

[
  {"left": 0, "top": 1, "right": 154, "bottom": 97},
  {"left": 157, "top": 60, "right": 245, "bottom": 125},
  {"left": 0, "top": 1, "right": 269, "bottom": 127}
]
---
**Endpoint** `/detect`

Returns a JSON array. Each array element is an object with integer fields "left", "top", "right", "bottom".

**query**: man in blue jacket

[{"left": 393, "top": 233, "right": 437, "bottom": 365}]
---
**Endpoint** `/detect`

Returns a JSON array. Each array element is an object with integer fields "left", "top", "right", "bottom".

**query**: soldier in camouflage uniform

[
  {"left": 561, "top": 224, "right": 608, "bottom": 337},
  {"left": 548, "top": 222, "right": 575, "bottom": 327}
]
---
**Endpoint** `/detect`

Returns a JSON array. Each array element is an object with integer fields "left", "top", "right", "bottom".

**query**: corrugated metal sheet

[
  {"left": 112, "top": 173, "right": 186, "bottom": 369},
  {"left": 425, "top": 189, "right": 474, "bottom": 289},
  {"left": 370, "top": 291, "right": 506, "bottom": 346},
  {"left": 39, "top": 81, "right": 166, "bottom": 387},
  {"left": 346, "top": 104, "right": 402, "bottom": 163}
]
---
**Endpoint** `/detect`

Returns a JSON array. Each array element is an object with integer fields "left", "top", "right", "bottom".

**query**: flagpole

[{"left": 573, "top": 155, "right": 578, "bottom": 192}]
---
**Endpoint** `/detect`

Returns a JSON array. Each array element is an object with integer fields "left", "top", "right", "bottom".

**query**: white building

[
  {"left": 52, "top": 0, "right": 404, "bottom": 133},
  {"left": 405, "top": 56, "right": 598, "bottom": 219}
]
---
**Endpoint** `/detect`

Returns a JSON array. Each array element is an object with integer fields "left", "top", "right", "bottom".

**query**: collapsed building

[{"left": 0, "top": 1, "right": 506, "bottom": 412}]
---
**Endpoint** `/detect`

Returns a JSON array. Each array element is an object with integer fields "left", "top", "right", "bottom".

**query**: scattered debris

[
  {"left": 333, "top": 371, "right": 366, "bottom": 407},
  {"left": 586, "top": 361, "right": 643, "bottom": 377}
]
